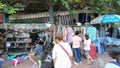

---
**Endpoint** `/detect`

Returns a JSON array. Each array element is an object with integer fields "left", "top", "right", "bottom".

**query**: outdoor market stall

[
  {"left": 3, "top": 23, "right": 51, "bottom": 55},
  {"left": 90, "top": 14, "right": 120, "bottom": 54}
]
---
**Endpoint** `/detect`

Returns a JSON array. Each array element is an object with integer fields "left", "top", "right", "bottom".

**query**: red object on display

[
  {"left": 89, "top": 43, "right": 98, "bottom": 59},
  {"left": 0, "top": 14, "right": 3, "bottom": 23}
]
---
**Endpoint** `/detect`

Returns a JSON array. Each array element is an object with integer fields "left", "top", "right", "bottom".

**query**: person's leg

[
  {"left": 76, "top": 48, "right": 81, "bottom": 62},
  {"left": 28, "top": 56, "right": 37, "bottom": 64},
  {"left": 73, "top": 48, "right": 79, "bottom": 63},
  {"left": 85, "top": 50, "right": 90, "bottom": 63},
  {"left": 85, "top": 50, "right": 94, "bottom": 64},
  {"left": 89, "top": 55, "right": 93, "bottom": 61}
]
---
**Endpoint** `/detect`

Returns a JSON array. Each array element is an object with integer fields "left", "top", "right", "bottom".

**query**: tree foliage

[
  {"left": 88, "top": 0, "right": 120, "bottom": 14},
  {"left": 50, "top": 0, "right": 81, "bottom": 14},
  {"left": 50, "top": 0, "right": 120, "bottom": 14},
  {"left": 0, "top": 1, "right": 16, "bottom": 14},
  {"left": 1, "top": 0, "right": 120, "bottom": 15}
]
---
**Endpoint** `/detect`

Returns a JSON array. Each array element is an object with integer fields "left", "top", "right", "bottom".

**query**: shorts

[{"left": 85, "top": 50, "right": 90, "bottom": 57}]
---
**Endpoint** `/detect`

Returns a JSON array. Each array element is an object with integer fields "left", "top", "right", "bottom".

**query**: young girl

[{"left": 84, "top": 34, "right": 94, "bottom": 64}]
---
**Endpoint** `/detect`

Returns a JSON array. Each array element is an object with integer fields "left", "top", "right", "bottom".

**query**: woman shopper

[
  {"left": 72, "top": 31, "right": 82, "bottom": 65},
  {"left": 52, "top": 34, "right": 73, "bottom": 68}
]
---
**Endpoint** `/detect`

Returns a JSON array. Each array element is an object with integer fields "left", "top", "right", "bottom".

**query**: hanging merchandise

[
  {"left": 66, "top": 26, "right": 74, "bottom": 44},
  {"left": 112, "top": 27, "right": 118, "bottom": 38},
  {"left": 86, "top": 26, "right": 97, "bottom": 41},
  {"left": 99, "top": 26, "right": 106, "bottom": 37},
  {"left": 57, "top": 26, "right": 62, "bottom": 34}
]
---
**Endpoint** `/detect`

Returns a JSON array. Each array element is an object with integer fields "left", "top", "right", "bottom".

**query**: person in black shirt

[{"left": 29, "top": 30, "right": 39, "bottom": 46}]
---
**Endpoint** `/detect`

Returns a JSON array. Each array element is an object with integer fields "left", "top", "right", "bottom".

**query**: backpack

[
  {"left": 110, "top": 61, "right": 120, "bottom": 66},
  {"left": 41, "top": 52, "right": 54, "bottom": 68}
]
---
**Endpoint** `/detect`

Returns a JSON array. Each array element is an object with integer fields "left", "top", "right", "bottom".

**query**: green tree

[
  {"left": 89, "top": 0, "right": 120, "bottom": 14},
  {"left": 0, "top": 1, "right": 16, "bottom": 14}
]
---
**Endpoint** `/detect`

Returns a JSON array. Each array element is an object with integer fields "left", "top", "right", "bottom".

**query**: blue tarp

[{"left": 93, "top": 37, "right": 120, "bottom": 54}]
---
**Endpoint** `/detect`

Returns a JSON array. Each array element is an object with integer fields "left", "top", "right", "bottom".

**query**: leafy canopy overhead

[
  {"left": 1, "top": 0, "right": 120, "bottom": 14},
  {"left": 0, "top": 2, "right": 16, "bottom": 14},
  {"left": 51, "top": 0, "right": 120, "bottom": 14},
  {"left": 88, "top": 0, "right": 120, "bottom": 14},
  {"left": 50, "top": 0, "right": 81, "bottom": 14}
]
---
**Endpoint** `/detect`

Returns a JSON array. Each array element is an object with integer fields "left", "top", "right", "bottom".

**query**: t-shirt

[
  {"left": 84, "top": 39, "right": 91, "bottom": 51},
  {"left": 72, "top": 35, "right": 82, "bottom": 48},
  {"left": 30, "top": 32, "right": 39, "bottom": 44},
  {"left": 52, "top": 42, "right": 73, "bottom": 68},
  {"left": 33, "top": 44, "right": 43, "bottom": 56}
]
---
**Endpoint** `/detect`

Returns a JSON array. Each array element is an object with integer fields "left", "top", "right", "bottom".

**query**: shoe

[
  {"left": 92, "top": 60, "right": 95, "bottom": 62},
  {"left": 38, "top": 60, "right": 42, "bottom": 67},
  {"left": 74, "top": 62, "right": 79, "bottom": 65},
  {"left": 79, "top": 61, "right": 82, "bottom": 64},
  {"left": 32, "top": 63, "right": 38, "bottom": 68}
]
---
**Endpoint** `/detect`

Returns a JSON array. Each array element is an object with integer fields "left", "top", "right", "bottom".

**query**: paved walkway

[
  {"left": 72, "top": 52, "right": 113, "bottom": 68},
  {"left": 2, "top": 52, "right": 113, "bottom": 68}
]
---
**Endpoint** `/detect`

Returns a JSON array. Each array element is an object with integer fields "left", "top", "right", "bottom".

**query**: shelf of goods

[{"left": 6, "top": 34, "right": 31, "bottom": 55}]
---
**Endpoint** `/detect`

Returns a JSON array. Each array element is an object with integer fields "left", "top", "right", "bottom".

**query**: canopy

[{"left": 90, "top": 14, "right": 120, "bottom": 24}]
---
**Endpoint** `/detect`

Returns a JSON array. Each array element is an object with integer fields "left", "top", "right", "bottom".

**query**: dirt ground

[{"left": 1, "top": 52, "right": 113, "bottom": 68}]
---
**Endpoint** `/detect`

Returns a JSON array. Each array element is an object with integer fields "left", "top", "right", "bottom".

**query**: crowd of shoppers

[{"left": 0, "top": 26, "right": 120, "bottom": 68}]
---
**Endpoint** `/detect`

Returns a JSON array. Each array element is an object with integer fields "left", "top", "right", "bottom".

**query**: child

[
  {"left": 84, "top": 34, "right": 94, "bottom": 64},
  {"left": 27, "top": 40, "right": 43, "bottom": 66}
]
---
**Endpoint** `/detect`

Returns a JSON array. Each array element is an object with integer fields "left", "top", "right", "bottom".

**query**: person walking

[
  {"left": 84, "top": 34, "right": 94, "bottom": 64},
  {"left": 72, "top": 31, "right": 82, "bottom": 65},
  {"left": 52, "top": 34, "right": 73, "bottom": 68}
]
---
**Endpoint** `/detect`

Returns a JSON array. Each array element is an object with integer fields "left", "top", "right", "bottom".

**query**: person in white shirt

[
  {"left": 52, "top": 34, "right": 73, "bottom": 68},
  {"left": 72, "top": 31, "right": 82, "bottom": 65},
  {"left": 84, "top": 34, "right": 94, "bottom": 64}
]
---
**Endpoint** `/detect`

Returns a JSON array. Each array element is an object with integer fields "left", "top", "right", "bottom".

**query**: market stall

[
  {"left": 4, "top": 23, "right": 51, "bottom": 55},
  {"left": 90, "top": 14, "right": 120, "bottom": 54}
]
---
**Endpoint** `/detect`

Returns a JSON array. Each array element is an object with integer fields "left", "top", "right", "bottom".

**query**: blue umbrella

[{"left": 91, "top": 14, "right": 120, "bottom": 24}]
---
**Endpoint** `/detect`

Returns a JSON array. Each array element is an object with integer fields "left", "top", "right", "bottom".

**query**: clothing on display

[
  {"left": 112, "top": 28, "right": 118, "bottom": 38},
  {"left": 99, "top": 27, "right": 106, "bottom": 37},
  {"left": 89, "top": 43, "right": 97, "bottom": 59},
  {"left": 86, "top": 26, "right": 97, "bottom": 41},
  {"left": 66, "top": 26, "right": 74, "bottom": 43},
  {"left": 93, "top": 39, "right": 105, "bottom": 54}
]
